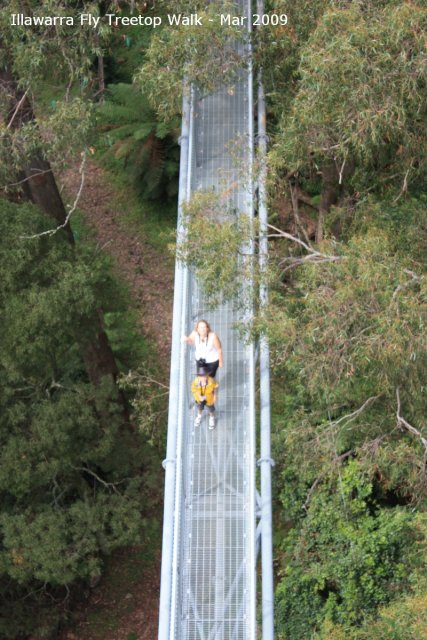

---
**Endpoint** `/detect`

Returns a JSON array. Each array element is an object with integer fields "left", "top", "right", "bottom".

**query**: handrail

[
  {"left": 169, "top": 85, "right": 195, "bottom": 638},
  {"left": 158, "top": 85, "right": 192, "bottom": 640},
  {"left": 257, "top": 0, "right": 275, "bottom": 636},
  {"left": 246, "top": 1, "right": 257, "bottom": 636}
]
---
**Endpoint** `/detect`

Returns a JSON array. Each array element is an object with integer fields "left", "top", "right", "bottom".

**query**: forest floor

[
  {"left": 62, "top": 159, "right": 175, "bottom": 369},
  {"left": 57, "top": 159, "right": 175, "bottom": 640}
]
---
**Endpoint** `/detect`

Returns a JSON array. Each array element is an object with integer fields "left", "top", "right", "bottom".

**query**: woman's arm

[
  {"left": 183, "top": 330, "right": 197, "bottom": 344},
  {"left": 213, "top": 334, "right": 224, "bottom": 367}
]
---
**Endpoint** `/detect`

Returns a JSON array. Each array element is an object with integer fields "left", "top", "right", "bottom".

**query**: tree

[
  {"left": 0, "top": 199, "right": 148, "bottom": 637},
  {"left": 98, "top": 82, "right": 180, "bottom": 199},
  {"left": 0, "top": 5, "right": 131, "bottom": 416},
  {"left": 275, "top": 461, "right": 426, "bottom": 638},
  {"left": 135, "top": 0, "right": 248, "bottom": 119},
  {"left": 268, "top": 1, "right": 427, "bottom": 239},
  {"left": 174, "top": 150, "right": 426, "bottom": 640}
]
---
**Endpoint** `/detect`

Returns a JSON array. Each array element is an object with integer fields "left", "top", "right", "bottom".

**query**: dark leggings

[
  {"left": 196, "top": 359, "right": 219, "bottom": 378},
  {"left": 196, "top": 400, "right": 215, "bottom": 414}
]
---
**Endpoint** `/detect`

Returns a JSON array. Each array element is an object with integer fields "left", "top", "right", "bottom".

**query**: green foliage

[
  {"left": 97, "top": 83, "right": 180, "bottom": 200},
  {"left": 104, "top": 309, "right": 149, "bottom": 371},
  {"left": 274, "top": 232, "right": 424, "bottom": 399},
  {"left": 256, "top": 0, "right": 330, "bottom": 115},
  {"left": 135, "top": 1, "right": 248, "bottom": 119},
  {"left": 271, "top": 1, "right": 427, "bottom": 193},
  {"left": 0, "top": 1, "right": 108, "bottom": 180},
  {"left": 313, "top": 548, "right": 427, "bottom": 640},
  {"left": 276, "top": 463, "right": 427, "bottom": 637},
  {"left": 174, "top": 189, "right": 426, "bottom": 635},
  {"left": 102, "top": 4, "right": 158, "bottom": 85},
  {"left": 0, "top": 94, "right": 93, "bottom": 189},
  {"left": 0, "top": 199, "right": 149, "bottom": 636},
  {"left": 174, "top": 190, "right": 257, "bottom": 308},
  {"left": 118, "top": 370, "right": 168, "bottom": 450},
  {"left": 272, "top": 198, "right": 426, "bottom": 635},
  {"left": 0, "top": 1, "right": 107, "bottom": 85}
]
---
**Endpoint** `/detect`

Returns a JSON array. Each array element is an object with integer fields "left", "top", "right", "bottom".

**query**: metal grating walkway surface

[
  {"left": 177, "top": 73, "right": 255, "bottom": 640},
  {"left": 159, "top": 1, "right": 258, "bottom": 638}
]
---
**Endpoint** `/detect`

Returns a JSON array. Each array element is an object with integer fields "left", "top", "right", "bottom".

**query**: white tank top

[{"left": 195, "top": 333, "right": 219, "bottom": 364}]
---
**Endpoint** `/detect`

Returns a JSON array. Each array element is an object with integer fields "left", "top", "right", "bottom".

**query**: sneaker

[
  {"left": 208, "top": 415, "right": 216, "bottom": 430},
  {"left": 194, "top": 414, "right": 202, "bottom": 427}
]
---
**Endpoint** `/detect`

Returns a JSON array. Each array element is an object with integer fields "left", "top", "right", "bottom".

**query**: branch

[
  {"left": 303, "top": 450, "right": 353, "bottom": 511},
  {"left": 137, "top": 374, "right": 169, "bottom": 390},
  {"left": 20, "top": 583, "right": 49, "bottom": 602},
  {"left": 289, "top": 182, "right": 313, "bottom": 246},
  {"left": 361, "top": 434, "right": 389, "bottom": 456},
  {"left": 279, "top": 253, "right": 342, "bottom": 274},
  {"left": 266, "top": 223, "right": 341, "bottom": 263},
  {"left": 268, "top": 221, "right": 342, "bottom": 274},
  {"left": 331, "top": 395, "right": 380, "bottom": 428},
  {"left": 396, "top": 387, "right": 427, "bottom": 454},
  {"left": 309, "top": 395, "right": 381, "bottom": 443},
  {"left": 303, "top": 477, "right": 322, "bottom": 511},
  {"left": 73, "top": 465, "right": 127, "bottom": 494},
  {"left": 61, "top": 584, "right": 71, "bottom": 605},
  {"left": 7, "top": 89, "right": 29, "bottom": 129},
  {"left": 318, "top": 138, "right": 352, "bottom": 152},
  {"left": 293, "top": 186, "right": 319, "bottom": 211},
  {"left": 338, "top": 155, "right": 346, "bottom": 185},
  {"left": 20, "top": 151, "right": 86, "bottom": 240},
  {"left": 267, "top": 224, "right": 317, "bottom": 252},
  {"left": 2, "top": 168, "right": 53, "bottom": 190},
  {"left": 393, "top": 163, "right": 412, "bottom": 204},
  {"left": 392, "top": 268, "right": 422, "bottom": 301}
]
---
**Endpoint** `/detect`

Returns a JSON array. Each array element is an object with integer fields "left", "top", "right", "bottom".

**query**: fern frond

[{"left": 98, "top": 83, "right": 179, "bottom": 200}]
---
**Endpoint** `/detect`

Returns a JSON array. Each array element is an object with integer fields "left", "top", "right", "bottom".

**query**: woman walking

[{"left": 183, "top": 319, "right": 223, "bottom": 378}]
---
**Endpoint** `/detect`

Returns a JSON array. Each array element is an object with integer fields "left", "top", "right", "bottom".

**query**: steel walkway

[{"left": 159, "top": 1, "right": 273, "bottom": 638}]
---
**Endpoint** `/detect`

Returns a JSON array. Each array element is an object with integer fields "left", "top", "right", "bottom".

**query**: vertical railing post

[
  {"left": 257, "top": 0, "right": 275, "bottom": 636},
  {"left": 245, "top": 1, "right": 258, "bottom": 637}
]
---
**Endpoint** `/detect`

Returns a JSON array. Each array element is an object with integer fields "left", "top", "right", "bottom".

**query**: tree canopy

[
  {"left": 162, "top": 1, "right": 427, "bottom": 637},
  {"left": 0, "top": 200, "right": 151, "bottom": 637},
  {"left": 0, "top": 0, "right": 426, "bottom": 637}
]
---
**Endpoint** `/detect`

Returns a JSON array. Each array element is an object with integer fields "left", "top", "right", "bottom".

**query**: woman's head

[{"left": 195, "top": 319, "right": 211, "bottom": 337}]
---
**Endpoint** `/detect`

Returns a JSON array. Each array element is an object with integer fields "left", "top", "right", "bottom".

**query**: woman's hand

[{"left": 183, "top": 331, "right": 196, "bottom": 345}]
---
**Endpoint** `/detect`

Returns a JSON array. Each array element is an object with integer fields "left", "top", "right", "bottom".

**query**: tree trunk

[
  {"left": 1, "top": 60, "right": 130, "bottom": 423},
  {"left": 316, "top": 161, "right": 339, "bottom": 243},
  {"left": 19, "top": 156, "right": 75, "bottom": 244},
  {"left": 97, "top": 54, "right": 105, "bottom": 100},
  {"left": 93, "top": 26, "right": 105, "bottom": 102},
  {"left": 81, "top": 309, "right": 121, "bottom": 385}
]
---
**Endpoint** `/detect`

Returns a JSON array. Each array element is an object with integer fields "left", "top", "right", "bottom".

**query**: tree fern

[{"left": 97, "top": 83, "right": 179, "bottom": 200}]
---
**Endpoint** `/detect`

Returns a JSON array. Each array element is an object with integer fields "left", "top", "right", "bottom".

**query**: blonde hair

[{"left": 195, "top": 319, "right": 212, "bottom": 334}]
